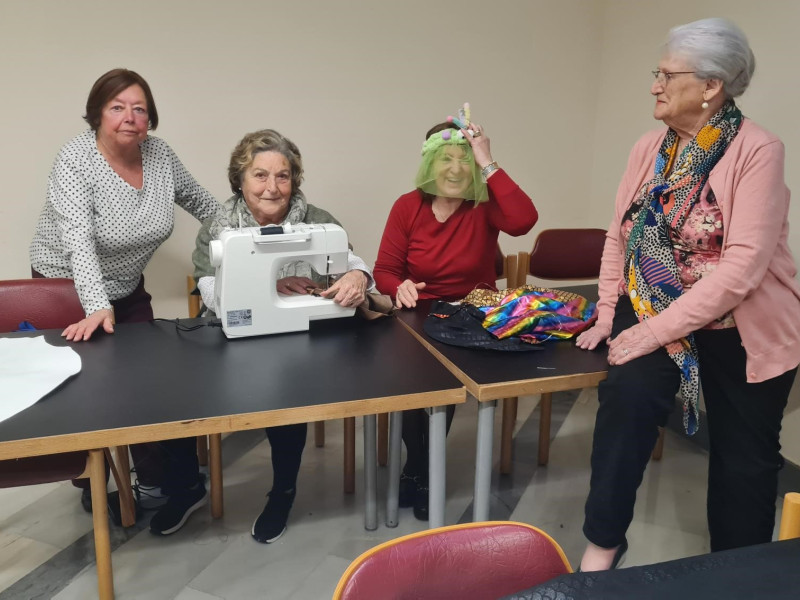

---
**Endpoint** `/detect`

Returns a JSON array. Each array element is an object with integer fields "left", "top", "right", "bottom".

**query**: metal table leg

[
  {"left": 386, "top": 411, "right": 403, "bottom": 527},
  {"left": 473, "top": 399, "right": 496, "bottom": 522},
  {"left": 364, "top": 414, "right": 378, "bottom": 530},
  {"left": 428, "top": 405, "right": 447, "bottom": 528}
]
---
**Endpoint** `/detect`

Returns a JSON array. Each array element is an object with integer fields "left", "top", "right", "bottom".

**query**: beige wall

[
  {"left": 0, "top": 0, "right": 602, "bottom": 314},
  {"left": 2, "top": 1, "right": 799, "bottom": 460}
]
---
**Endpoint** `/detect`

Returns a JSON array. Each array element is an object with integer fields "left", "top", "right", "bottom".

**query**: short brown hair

[
  {"left": 83, "top": 69, "right": 158, "bottom": 131},
  {"left": 228, "top": 129, "right": 304, "bottom": 194}
]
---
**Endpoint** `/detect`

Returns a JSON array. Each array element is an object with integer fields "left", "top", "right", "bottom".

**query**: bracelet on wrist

[{"left": 481, "top": 161, "right": 499, "bottom": 181}]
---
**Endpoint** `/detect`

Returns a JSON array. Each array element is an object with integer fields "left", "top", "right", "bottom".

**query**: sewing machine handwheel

[{"left": 209, "top": 240, "right": 223, "bottom": 267}]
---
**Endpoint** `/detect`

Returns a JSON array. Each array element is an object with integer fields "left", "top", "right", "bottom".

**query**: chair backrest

[
  {"left": 524, "top": 228, "right": 606, "bottom": 280},
  {"left": 495, "top": 245, "right": 519, "bottom": 288},
  {"left": 187, "top": 275, "right": 202, "bottom": 318},
  {"left": 333, "top": 521, "right": 571, "bottom": 600},
  {"left": 0, "top": 278, "right": 85, "bottom": 333}
]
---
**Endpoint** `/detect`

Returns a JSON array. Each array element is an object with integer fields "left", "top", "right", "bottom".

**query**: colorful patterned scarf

[
  {"left": 625, "top": 101, "right": 743, "bottom": 435},
  {"left": 463, "top": 286, "right": 598, "bottom": 344}
]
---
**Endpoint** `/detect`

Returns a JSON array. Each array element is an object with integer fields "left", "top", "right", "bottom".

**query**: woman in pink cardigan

[{"left": 576, "top": 18, "right": 800, "bottom": 571}]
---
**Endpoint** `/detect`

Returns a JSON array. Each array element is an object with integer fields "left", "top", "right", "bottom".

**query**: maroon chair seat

[
  {"left": 0, "top": 454, "right": 88, "bottom": 488},
  {"left": 333, "top": 521, "right": 571, "bottom": 600}
]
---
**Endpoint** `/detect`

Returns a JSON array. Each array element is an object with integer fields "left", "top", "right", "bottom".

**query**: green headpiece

[{"left": 414, "top": 129, "right": 488, "bottom": 203}]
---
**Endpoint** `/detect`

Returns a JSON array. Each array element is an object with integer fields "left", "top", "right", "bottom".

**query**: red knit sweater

[{"left": 374, "top": 170, "right": 537, "bottom": 301}]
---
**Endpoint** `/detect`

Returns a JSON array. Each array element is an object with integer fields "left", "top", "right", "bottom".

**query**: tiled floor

[{"left": 0, "top": 390, "right": 786, "bottom": 599}]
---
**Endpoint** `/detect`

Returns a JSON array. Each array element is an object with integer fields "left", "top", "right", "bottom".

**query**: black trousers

[
  {"left": 159, "top": 423, "right": 307, "bottom": 496},
  {"left": 583, "top": 296, "right": 795, "bottom": 552},
  {"left": 401, "top": 406, "right": 456, "bottom": 482}
]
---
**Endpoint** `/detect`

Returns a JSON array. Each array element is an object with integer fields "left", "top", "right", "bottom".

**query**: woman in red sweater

[{"left": 374, "top": 117, "right": 538, "bottom": 519}]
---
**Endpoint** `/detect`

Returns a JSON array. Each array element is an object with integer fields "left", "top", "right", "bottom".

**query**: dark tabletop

[
  {"left": 0, "top": 316, "right": 463, "bottom": 453},
  {"left": 502, "top": 537, "right": 800, "bottom": 600},
  {"left": 395, "top": 285, "right": 609, "bottom": 397}
]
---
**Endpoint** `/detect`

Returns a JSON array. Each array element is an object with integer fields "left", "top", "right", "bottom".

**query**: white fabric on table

[{"left": 0, "top": 337, "right": 81, "bottom": 423}]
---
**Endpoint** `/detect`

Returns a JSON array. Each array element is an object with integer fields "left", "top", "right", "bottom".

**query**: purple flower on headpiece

[{"left": 441, "top": 130, "right": 452, "bottom": 141}]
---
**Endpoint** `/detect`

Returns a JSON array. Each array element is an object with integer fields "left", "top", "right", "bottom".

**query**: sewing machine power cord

[{"left": 152, "top": 317, "right": 222, "bottom": 332}]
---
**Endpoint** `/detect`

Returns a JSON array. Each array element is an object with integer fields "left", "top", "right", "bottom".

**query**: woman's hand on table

[
  {"left": 320, "top": 270, "right": 368, "bottom": 308},
  {"left": 395, "top": 279, "right": 426, "bottom": 309},
  {"left": 606, "top": 323, "right": 661, "bottom": 365},
  {"left": 575, "top": 323, "right": 612, "bottom": 351},
  {"left": 61, "top": 308, "right": 114, "bottom": 342},
  {"left": 277, "top": 276, "right": 318, "bottom": 295}
]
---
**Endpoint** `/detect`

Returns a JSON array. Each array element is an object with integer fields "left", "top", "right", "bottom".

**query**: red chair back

[
  {"left": 0, "top": 278, "right": 88, "bottom": 488},
  {"left": 333, "top": 521, "right": 571, "bottom": 600},
  {"left": 528, "top": 228, "right": 606, "bottom": 280},
  {"left": 0, "top": 278, "right": 85, "bottom": 333}
]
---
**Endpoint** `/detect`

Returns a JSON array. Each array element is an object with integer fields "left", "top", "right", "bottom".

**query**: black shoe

[
  {"left": 399, "top": 473, "right": 418, "bottom": 508},
  {"left": 252, "top": 489, "right": 296, "bottom": 544},
  {"left": 412, "top": 481, "right": 429, "bottom": 521},
  {"left": 149, "top": 483, "right": 207, "bottom": 536},
  {"left": 611, "top": 539, "right": 628, "bottom": 569},
  {"left": 80, "top": 488, "right": 93, "bottom": 513},
  {"left": 80, "top": 489, "right": 141, "bottom": 526}
]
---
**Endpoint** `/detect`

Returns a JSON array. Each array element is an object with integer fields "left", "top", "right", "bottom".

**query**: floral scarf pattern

[{"left": 625, "top": 101, "right": 743, "bottom": 435}]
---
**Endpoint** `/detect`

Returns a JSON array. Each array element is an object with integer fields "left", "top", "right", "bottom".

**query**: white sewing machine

[{"left": 209, "top": 223, "right": 356, "bottom": 338}]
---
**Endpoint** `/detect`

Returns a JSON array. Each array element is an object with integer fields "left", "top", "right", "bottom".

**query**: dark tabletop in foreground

[{"left": 503, "top": 537, "right": 800, "bottom": 600}]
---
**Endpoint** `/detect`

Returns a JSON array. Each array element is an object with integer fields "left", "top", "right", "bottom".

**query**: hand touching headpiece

[{"left": 414, "top": 103, "right": 488, "bottom": 203}]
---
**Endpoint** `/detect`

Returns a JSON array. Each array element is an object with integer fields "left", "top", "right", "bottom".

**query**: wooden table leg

[
  {"left": 209, "top": 433, "right": 223, "bottom": 518},
  {"left": 344, "top": 417, "right": 355, "bottom": 494},
  {"left": 537, "top": 392, "right": 552, "bottom": 466},
  {"left": 89, "top": 449, "right": 114, "bottom": 600},
  {"left": 651, "top": 428, "right": 665, "bottom": 461},
  {"left": 197, "top": 435, "right": 209, "bottom": 466},
  {"left": 377, "top": 412, "right": 388, "bottom": 467},
  {"left": 111, "top": 446, "right": 136, "bottom": 527},
  {"left": 500, "top": 397, "right": 518, "bottom": 475},
  {"left": 314, "top": 422, "right": 325, "bottom": 447}
]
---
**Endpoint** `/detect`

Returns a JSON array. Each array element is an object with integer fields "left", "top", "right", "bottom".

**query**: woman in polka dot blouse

[
  {"left": 29, "top": 68, "right": 221, "bottom": 530},
  {"left": 30, "top": 68, "right": 221, "bottom": 342}
]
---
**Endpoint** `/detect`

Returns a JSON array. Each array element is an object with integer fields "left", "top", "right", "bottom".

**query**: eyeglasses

[{"left": 651, "top": 70, "right": 696, "bottom": 85}]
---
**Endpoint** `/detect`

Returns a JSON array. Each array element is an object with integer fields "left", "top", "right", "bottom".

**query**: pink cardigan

[{"left": 597, "top": 119, "right": 800, "bottom": 383}]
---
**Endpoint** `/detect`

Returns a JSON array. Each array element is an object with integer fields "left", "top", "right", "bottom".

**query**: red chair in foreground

[
  {"left": 0, "top": 278, "right": 134, "bottom": 599},
  {"left": 333, "top": 521, "right": 571, "bottom": 600}
]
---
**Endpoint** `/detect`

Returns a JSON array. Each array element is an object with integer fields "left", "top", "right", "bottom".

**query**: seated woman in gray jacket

[{"left": 191, "top": 128, "right": 374, "bottom": 544}]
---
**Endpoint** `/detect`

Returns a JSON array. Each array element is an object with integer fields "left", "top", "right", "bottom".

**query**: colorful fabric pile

[{"left": 462, "top": 286, "right": 598, "bottom": 344}]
